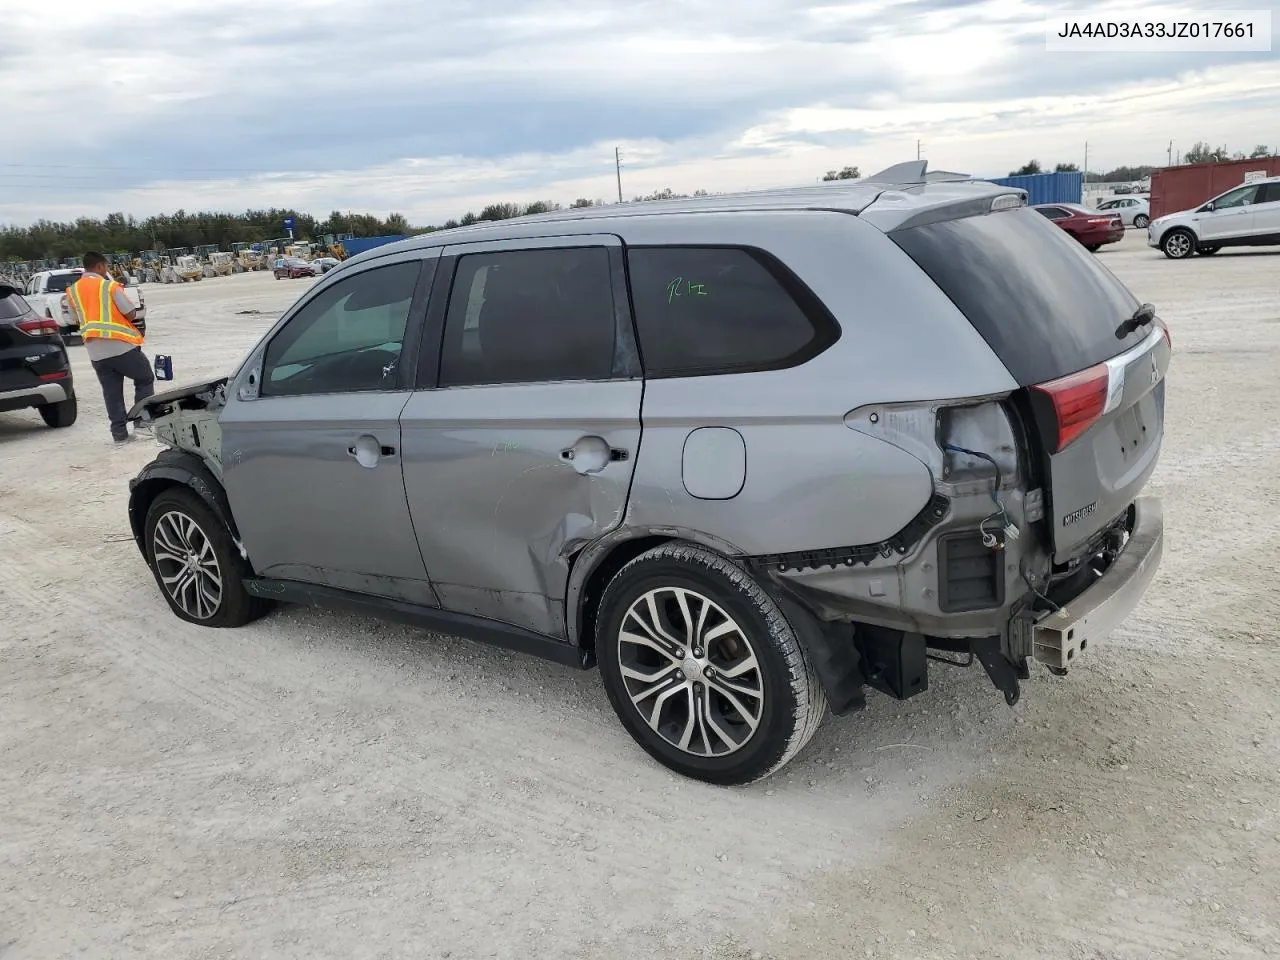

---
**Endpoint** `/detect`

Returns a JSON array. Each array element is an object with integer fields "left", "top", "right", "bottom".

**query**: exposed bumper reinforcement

[{"left": 1032, "top": 496, "right": 1163, "bottom": 670}]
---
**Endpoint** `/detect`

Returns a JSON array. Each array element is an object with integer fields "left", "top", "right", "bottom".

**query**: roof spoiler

[{"left": 863, "top": 160, "right": 928, "bottom": 185}]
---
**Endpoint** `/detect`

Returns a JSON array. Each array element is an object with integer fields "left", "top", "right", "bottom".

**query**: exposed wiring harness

[{"left": 943, "top": 444, "right": 1019, "bottom": 551}]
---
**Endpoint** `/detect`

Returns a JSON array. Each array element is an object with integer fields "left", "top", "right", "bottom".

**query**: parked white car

[
  {"left": 23, "top": 269, "right": 146, "bottom": 341},
  {"left": 1148, "top": 176, "right": 1280, "bottom": 260},
  {"left": 1096, "top": 195, "right": 1150, "bottom": 228}
]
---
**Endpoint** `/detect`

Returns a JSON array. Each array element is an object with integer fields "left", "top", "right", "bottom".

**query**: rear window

[
  {"left": 44, "top": 273, "right": 82, "bottom": 293},
  {"left": 889, "top": 208, "right": 1145, "bottom": 386},
  {"left": 0, "top": 289, "right": 32, "bottom": 320},
  {"left": 626, "top": 246, "right": 838, "bottom": 378}
]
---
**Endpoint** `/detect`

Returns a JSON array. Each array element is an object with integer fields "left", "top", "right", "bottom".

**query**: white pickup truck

[{"left": 23, "top": 269, "right": 147, "bottom": 343}]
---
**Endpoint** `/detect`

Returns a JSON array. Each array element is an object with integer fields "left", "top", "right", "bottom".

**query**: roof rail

[{"left": 863, "top": 160, "right": 928, "bottom": 185}]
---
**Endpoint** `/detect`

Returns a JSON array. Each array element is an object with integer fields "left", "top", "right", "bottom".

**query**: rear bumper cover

[
  {"left": 1032, "top": 496, "right": 1163, "bottom": 669},
  {"left": 0, "top": 381, "right": 71, "bottom": 412}
]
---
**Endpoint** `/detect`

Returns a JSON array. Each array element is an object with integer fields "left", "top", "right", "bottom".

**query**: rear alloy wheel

[
  {"left": 1134, "top": 214, "right": 1150, "bottom": 229},
  {"left": 39, "top": 396, "right": 77, "bottom": 428},
  {"left": 1197, "top": 246, "right": 1221, "bottom": 256},
  {"left": 1161, "top": 229, "right": 1196, "bottom": 260},
  {"left": 596, "top": 543, "right": 826, "bottom": 785},
  {"left": 144, "top": 487, "right": 269, "bottom": 627}
]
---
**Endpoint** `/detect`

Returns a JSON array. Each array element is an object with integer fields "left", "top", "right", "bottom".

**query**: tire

[
  {"left": 1085, "top": 244, "right": 1101, "bottom": 252},
  {"left": 595, "top": 543, "right": 827, "bottom": 785},
  {"left": 39, "top": 396, "right": 77, "bottom": 428},
  {"left": 143, "top": 487, "right": 269, "bottom": 628},
  {"left": 1134, "top": 214, "right": 1149, "bottom": 229},
  {"left": 1197, "top": 245, "right": 1221, "bottom": 256},
  {"left": 1161, "top": 229, "right": 1196, "bottom": 260}
]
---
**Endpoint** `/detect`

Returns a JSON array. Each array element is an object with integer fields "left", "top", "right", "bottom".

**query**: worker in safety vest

[{"left": 65, "top": 251, "right": 155, "bottom": 443}]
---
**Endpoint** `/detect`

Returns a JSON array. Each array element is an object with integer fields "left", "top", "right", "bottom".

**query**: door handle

[
  {"left": 560, "top": 436, "right": 623, "bottom": 475},
  {"left": 347, "top": 434, "right": 392, "bottom": 469}
]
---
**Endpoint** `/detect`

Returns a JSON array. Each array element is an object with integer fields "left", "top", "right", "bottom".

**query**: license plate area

[{"left": 1114, "top": 404, "right": 1152, "bottom": 460}]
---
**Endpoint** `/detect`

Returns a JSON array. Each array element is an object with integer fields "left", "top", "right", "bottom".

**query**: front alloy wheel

[
  {"left": 151, "top": 509, "right": 224, "bottom": 620},
  {"left": 143, "top": 487, "right": 270, "bottom": 627},
  {"left": 1162, "top": 229, "right": 1195, "bottom": 260},
  {"left": 617, "top": 587, "right": 765, "bottom": 758}
]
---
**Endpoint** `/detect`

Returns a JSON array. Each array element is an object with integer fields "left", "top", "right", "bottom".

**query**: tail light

[
  {"left": 39, "top": 371, "right": 68, "bottom": 381},
  {"left": 1157, "top": 318, "right": 1172, "bottom": 350},
  {"left": 16, "top": 317, "right": 60, "bottom": 338},
  {"left": 1031, "top": 364, "right": 1110, "bottom": 453},
  {"left": 1086, "top": 217, "right": 1112, "bottom": 225}
]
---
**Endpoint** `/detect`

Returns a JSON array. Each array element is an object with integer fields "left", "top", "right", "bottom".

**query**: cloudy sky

[{"left": 2, "top": 0, "right": 1277, "bottom": 226}]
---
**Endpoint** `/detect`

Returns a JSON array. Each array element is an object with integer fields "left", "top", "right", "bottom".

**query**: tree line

[
  {"left": 1006, "top": 143, "right": 1273, "bottom": 181},
  {"left": 0, "top": 187, "right": 711, "bottom": 262}
]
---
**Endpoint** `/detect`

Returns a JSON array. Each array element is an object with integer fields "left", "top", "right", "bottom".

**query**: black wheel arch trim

[
  {"left": 565, "top": 526, "right": 749, "bottom": 648},
  {"left": 128, "top": 449, "right": 242, "bottom": 563}
]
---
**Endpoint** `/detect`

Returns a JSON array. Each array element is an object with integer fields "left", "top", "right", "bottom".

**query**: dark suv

[{"left": 0, "top": 284, "right": 78, "bottom": 429}]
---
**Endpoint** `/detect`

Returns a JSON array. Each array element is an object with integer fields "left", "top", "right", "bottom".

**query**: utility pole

[
  {"left": 615, "top": 147, "right": 623, "bottom": 204},
  {"left": 1167, "top": 140, "right": 1173, "bottom": 167},
  {"left": 1083, "top": 141, "right": 1088, "bottom": 201},
  {"left": 916, "top": 139, "right": 921, "bottom": 160}
]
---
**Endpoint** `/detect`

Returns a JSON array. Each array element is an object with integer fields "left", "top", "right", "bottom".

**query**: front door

[
  {"left": 1197, "top": 184, "right": 1259, "bottom": 242},
  {"left": 221, "top": 254, "right": 439, "bottom": 605},
  {"left": 400, "top": 235, "right": 642, "bottom": 637}
]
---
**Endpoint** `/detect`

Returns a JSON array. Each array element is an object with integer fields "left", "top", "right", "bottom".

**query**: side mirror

[{"left": 1201, "top": 202, "right": 1215, "bottom": 212}]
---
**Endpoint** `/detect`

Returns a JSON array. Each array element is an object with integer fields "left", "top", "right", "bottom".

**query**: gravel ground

[{"left": 2, "top": 234, "right": 1278, "bottom": 960}]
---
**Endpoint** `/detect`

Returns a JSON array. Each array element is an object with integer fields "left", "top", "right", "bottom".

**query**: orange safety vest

[{"left": 67, "top": 273, "right": 143, "bottom": 345}]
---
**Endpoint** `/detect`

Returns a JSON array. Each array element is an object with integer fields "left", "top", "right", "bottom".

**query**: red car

[
  {"left": 1033, "top": 204, "right": 1125, "bottom": 252},
  {"left": 273, "top": 258, "right": 317, "bottom": 280}
]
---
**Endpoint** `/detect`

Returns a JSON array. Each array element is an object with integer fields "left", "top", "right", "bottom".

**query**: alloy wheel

[
  {"left": 152, "top": 510, "right": 223, "bottom": 619},
  {"left": 616, "top": 587, "right": 765, "bottom": 758},
  {"left": 1165, "top": 232, "right": 1193, "bottom": 258}
]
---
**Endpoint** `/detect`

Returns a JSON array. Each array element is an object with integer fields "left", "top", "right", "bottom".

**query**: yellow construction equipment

[
  {"left": 174, "top": 255, "right": 203, "bottom": 282},
  {"left": 207, "top": 251, "right": 235, "bottom": 277}
]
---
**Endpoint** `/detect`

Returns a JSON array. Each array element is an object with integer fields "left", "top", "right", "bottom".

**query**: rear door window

[
  {"left": 1254, "top": 182, "right": 1280, "bottom": 204},
  {"left": 438, "top": 246, "right": 621, "bottom": 386},
  {"left": 890, "top": 207, "right": 1145, "bottom": 386},
  {"left": 625, "top": 246, "right": 837, "bottom": 378}
]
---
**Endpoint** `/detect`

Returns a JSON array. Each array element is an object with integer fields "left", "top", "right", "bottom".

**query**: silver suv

[
  {"left": 1148, "top": 175, "right": 1280, "bottom": 259},
  {"left": 127, "top": 162, "right": 1168, "bottom": 785}
]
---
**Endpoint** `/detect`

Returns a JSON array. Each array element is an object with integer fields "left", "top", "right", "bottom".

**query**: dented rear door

[{"left": 399, "top": 234, "right": 641, "bottom": 638}]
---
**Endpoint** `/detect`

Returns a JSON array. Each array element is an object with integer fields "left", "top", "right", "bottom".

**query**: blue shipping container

[
  {"left": 983, "top": 171, "right": 1083, "bottom": 206},
  {"left": 341, "top": 235, "right": 408, "bottom": 258}
]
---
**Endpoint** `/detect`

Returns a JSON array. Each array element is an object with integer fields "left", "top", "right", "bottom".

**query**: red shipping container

[{"left": 1150, "top": 156, "right": 1280, "bottom": 220}]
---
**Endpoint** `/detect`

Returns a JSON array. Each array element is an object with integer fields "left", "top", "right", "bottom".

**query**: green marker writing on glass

[{"left": 667, "top": 276, "right": 709, "bottom": 304}]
